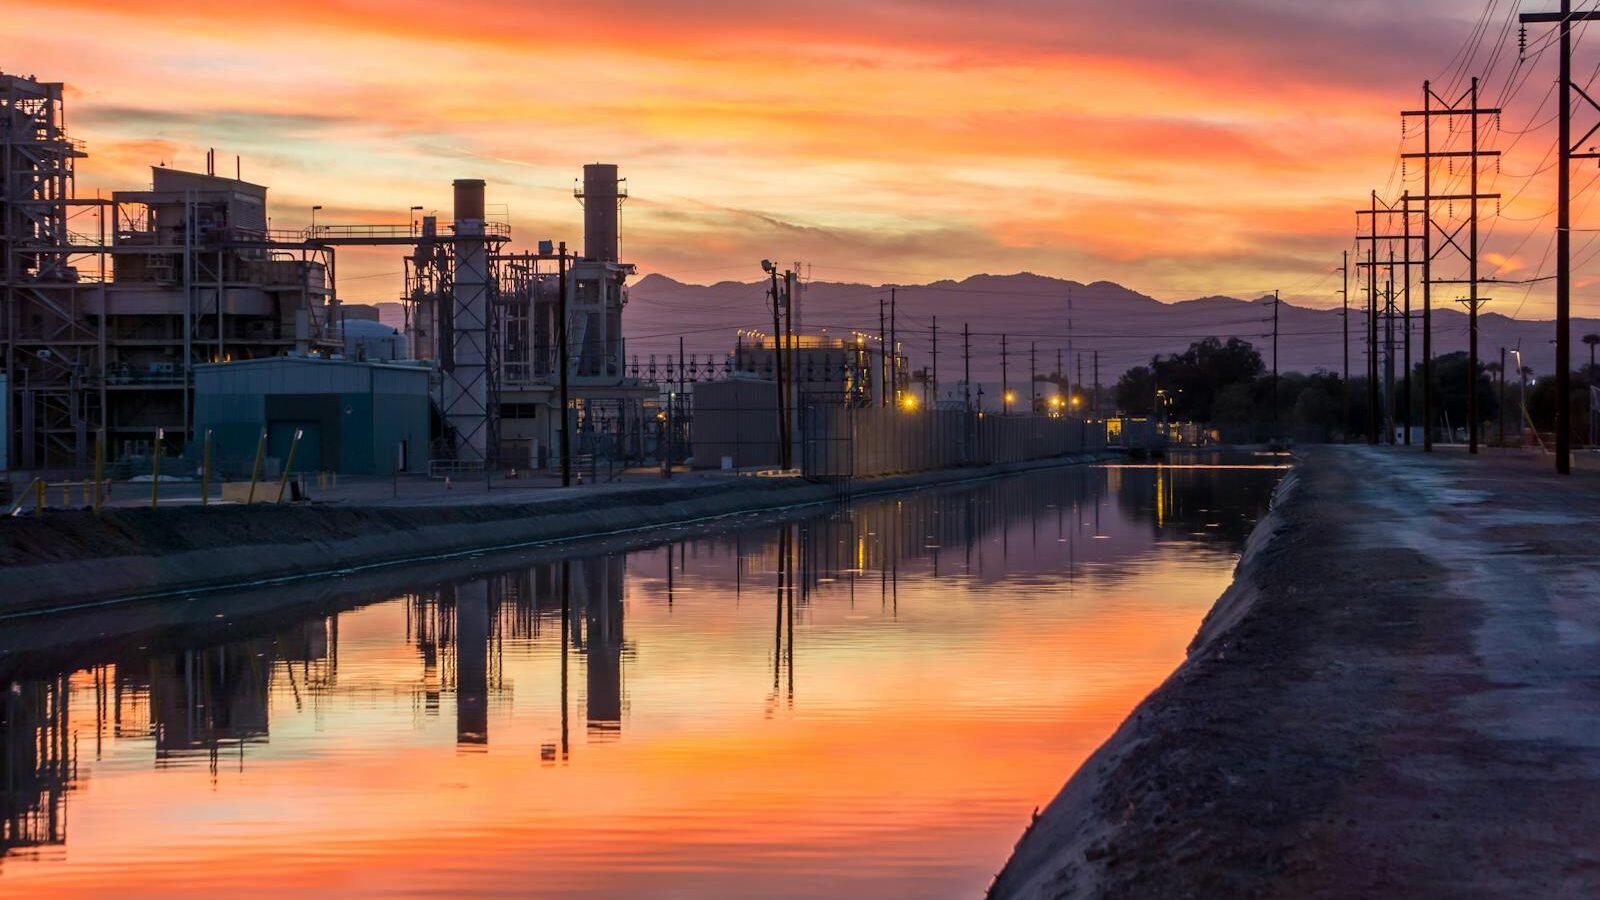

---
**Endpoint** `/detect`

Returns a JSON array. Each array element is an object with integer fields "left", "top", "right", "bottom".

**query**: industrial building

[
  {"left": 1, "top": 72, "right": 346, "bottom": 469},
  {"left": 1, "top": 69, "right": 653, "bottom": 477},
  {"left": 193, "top": 357, "right": 430, "bottom": 476},
  {"left": 731, "top": 330, "right": 905, "bottom": 407}
]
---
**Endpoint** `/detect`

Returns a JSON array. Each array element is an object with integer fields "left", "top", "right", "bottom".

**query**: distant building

[{"left": 732, "top": 330, "right": 907, "bottom": 407}]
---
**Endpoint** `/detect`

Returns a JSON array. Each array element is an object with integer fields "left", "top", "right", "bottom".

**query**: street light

[
  {"left": 410, "top": 205, "right": 424, "bottom": 235},
  {"left": 1003, "top": 390, "right": 1016, "bottom": 415},
  {"left": 311, "top": 205, "right": 323, "bottom": 235}
]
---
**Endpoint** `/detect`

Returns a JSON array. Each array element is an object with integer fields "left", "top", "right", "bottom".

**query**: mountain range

[{"left": 625, "top": 273, "right": 1596, "bottom": 389}]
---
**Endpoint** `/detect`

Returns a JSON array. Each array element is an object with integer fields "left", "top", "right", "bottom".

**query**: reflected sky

[{"left": 0, "top": 460, "right": 1280, "bottom": 897}]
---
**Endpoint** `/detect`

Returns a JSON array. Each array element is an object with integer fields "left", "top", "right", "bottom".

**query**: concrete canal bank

[
  {"left": 1, "top": 454, "right": 1109, "bottom": 614},
  {"left": 991, "top": 445, "right": 1600, "bottom": 899}
]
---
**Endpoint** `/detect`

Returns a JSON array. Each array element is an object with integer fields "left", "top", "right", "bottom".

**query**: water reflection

[{"left": 0, "top": 459, "right": 1280, "bottom": 896}]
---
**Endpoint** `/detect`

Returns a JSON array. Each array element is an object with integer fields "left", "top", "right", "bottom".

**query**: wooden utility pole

[
  {"left": 1385, "top": 254, "right": 1395, "bottom": 443},
  {"left": 879, "top": 296, "right": 888, "bottom": 407},
  {"left": 1029, "top": 342, "right": 1037, "bottom": 414},
  {"left": 782, "top": 270, "right": 795, "bottom": 469},
  {"left": 1001, "top": 333, "right": 1009, "bottom": 415},
  {"left": 963, "top": 323, "right": 971, "bottom": 411},
  {"left": 1401, "top": 77, "right": 1501, "bottom": 450},
  {"left": 1402, "top": 195, "right": 1414, "bottom": 445},
  {"left": 1340, "top": 250, "right": 1350, "bottom": 439},
  {"left": 889, "top": 286, "right": 897, "bottom": 407},
  {"left": 1520, "top": 0, "right": 1600, "bottom": 472},
  {"left": 1272, "top": 288, "right": 1281, "bottom": 437},
  {"left": 1093, "top": 350, "right": 1100, "bottom": 418}
]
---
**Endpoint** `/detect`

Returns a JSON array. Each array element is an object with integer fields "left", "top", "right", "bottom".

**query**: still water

[{"left": 0, "top": 457, "right": 1282, "bottom": 898}]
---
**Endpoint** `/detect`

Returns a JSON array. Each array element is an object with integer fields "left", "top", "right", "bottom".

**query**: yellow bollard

[
  {"left": 62, "top": 481, "right": 69, "bottom": 507},
  {"left": 35, "top": 478, "right": 45, "bottom": 515},
  {"left": 247, "top": 428, "right": 266, "bottom": 504},
  {"left": 276, "top": 428, "right": 303, "bottom": 504},
  {"left": 151, "top": 427, "right": 164, "bottom": 509},
  {"left": 201, "top": 429, "right": 213, "bottom": 507}
]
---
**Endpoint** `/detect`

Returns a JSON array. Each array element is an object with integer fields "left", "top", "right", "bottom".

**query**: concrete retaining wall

[{"left": 2, "top": 454, "right": 1113, "bottom": 616}]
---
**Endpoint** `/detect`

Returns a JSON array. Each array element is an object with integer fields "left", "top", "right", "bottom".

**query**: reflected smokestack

[
  {"left": 455, "top": 581, "right": 489, "bottom": 746},
  {"left": 583, "top": 557, "right": 624, "bottom": 734}
]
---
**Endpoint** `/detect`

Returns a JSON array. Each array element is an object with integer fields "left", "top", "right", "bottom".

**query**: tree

[
  {"left": 1411, "top": 351, "right": 1497, "bottom": 437},
  {"left": 1155, "top": 337, "right": 1264, "bottom": 421},
  {"left": 1115, "top": 365, "right": 1155, "bottom": 415}
]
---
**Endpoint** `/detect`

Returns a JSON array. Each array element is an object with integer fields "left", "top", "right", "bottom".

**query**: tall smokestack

[
  {"left": 454, "top": 178, "right": 486, "bottom": 223},
  {"left": 444, "top": 178, "right": 490, "bottom": 462},
  {"left": 581, "top": 164, "right": 620, "bottom": 262}
]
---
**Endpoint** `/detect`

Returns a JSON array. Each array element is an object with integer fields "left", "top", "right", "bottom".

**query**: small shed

[{"left": 194, "top": 357, "right": 430, "bottom": 476}]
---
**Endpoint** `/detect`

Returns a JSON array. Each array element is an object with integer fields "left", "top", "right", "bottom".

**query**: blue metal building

[{"left": 194, "top": 357, "right": 430, "bottom": 476}]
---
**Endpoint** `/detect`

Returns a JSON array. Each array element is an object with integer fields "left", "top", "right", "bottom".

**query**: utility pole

[
  {"left": 1457, "top": 296, "right": 1488, "bottom": 454},
  {"left": 962, "top": 323, "right": 971, "bottom": 412},
  {"left": 1093, "top": 351, "right": 1101, "bottom": 418},
  {"left": 1029, "top": 342, "right": 1037, "bottom": 414},
  {"left": 879, "top": 296, "right": 888, "bottom": 407},
  {"left": 1385, "top": 253, "right": 1396, "bottom": 444},
  {"left": 1077, "top": 354, "right": 1084, "bottom": 414},
  {"left": 1367, "top": 197, "right": 1379, "bottom": 444},
  {"left": 889, "top": 286, "right": 898, "bottom": 407},
  {"left": 1056, "top": 347, "right": 1064, "bottom": 405},
  {"left": 558, "top": 241, "right": 571, "bottom": 487},
  {"left": 768, "top": 263, "right": 789, "bottom": 468},
  {"left": 783, "top": 269, "right": 796, "bottom": 469},
  {"left": 1340, "top": 250, "right": 1350, "bottom": 440},
  {"left": 1469, "top": 76, "right": 1482, "bottom": 455},
  {"left": 1001, "top": 333, "right": 1010, "bottom": 415},
  {"left": 1402, "top": 194, "right": 1413, "bottom": 445},
  {"left": 1520, "top": 1, "right": 1597, "bottom": 473},
  {"left": 1066, "top": 286, "right": 1075, "bottom": 403},
  {"left": 1402, "top": 76, "right": 1501, "bottom": 451},
  {"left": 1423, "top": 84, "right": 1434, "bottom": 451},
  {"left": 931, "top": 316, "right": 938, "bottom": 405},
  {"left": 1272, "top": 288, "right": 1281, "bottom": 438}
]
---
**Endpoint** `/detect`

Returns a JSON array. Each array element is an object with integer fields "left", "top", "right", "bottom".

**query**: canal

[{"left": 0, "top": 455, "right": 1284, "bottom": 897}]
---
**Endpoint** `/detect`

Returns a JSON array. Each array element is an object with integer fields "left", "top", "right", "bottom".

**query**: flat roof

[{"left": 194, "top": 356, "right": 429, "bottom": 374}]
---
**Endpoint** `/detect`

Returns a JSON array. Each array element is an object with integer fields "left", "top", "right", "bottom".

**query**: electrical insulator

[{"left": 1519, "top": 24, "right": 1527, "bottom": 61}]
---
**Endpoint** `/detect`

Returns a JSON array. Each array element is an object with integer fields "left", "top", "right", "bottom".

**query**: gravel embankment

[{"left": 991, "top": 446, "right": 1600, "bottom": 899}]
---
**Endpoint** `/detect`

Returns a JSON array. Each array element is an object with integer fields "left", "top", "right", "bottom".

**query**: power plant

[{"left": 0, "top": 70, "right": 648, "bottom": 474}]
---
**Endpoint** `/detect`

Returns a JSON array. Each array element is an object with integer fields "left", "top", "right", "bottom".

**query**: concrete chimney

[{"left": 581, "top": 164, "right": 620, "bottom": 262}]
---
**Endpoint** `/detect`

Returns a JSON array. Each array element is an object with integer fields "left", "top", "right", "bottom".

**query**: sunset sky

[{"left": 9, "top": 0, "right": 1591, "bottom": 315}]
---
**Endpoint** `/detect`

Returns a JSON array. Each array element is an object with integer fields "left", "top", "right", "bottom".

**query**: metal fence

[{"left": 799, "top": 404, "right": 1105, "bottom": 479}]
